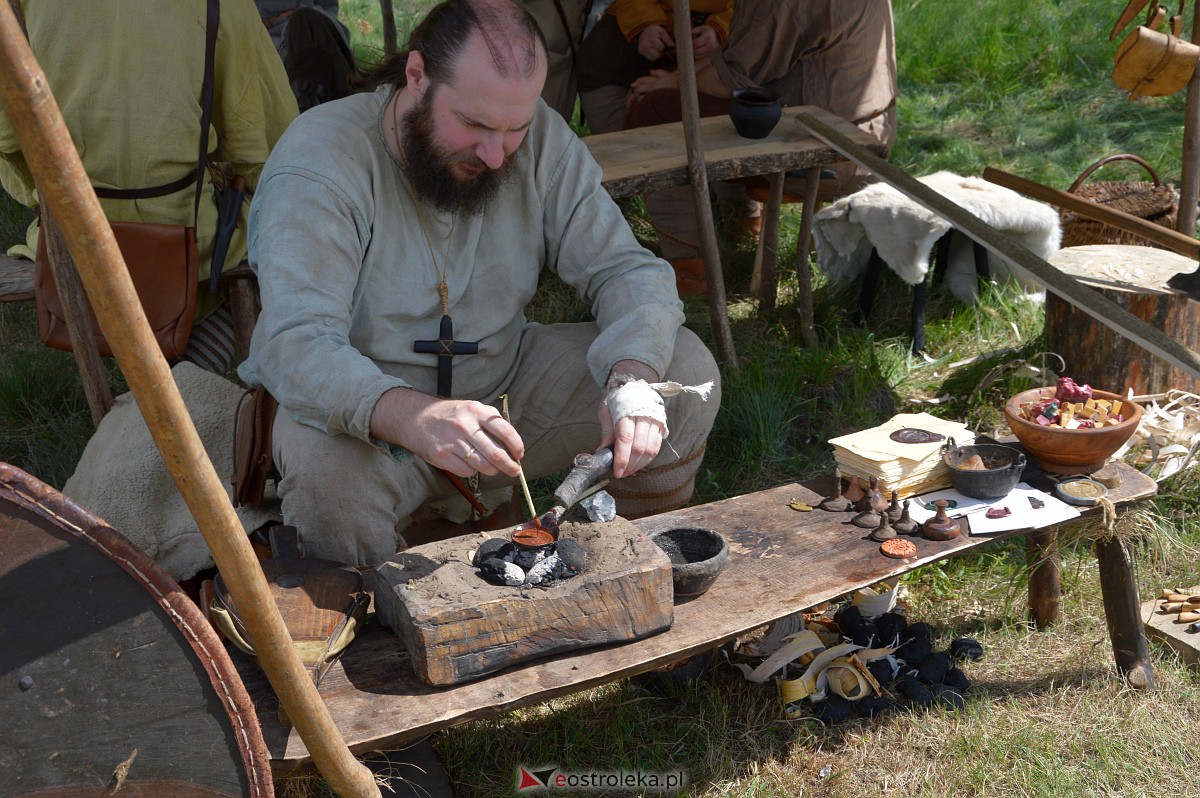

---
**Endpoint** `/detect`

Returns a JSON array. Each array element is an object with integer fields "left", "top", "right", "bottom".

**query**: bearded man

[{"left": 238, "top": 0, "right": 721, "bottom": 567}]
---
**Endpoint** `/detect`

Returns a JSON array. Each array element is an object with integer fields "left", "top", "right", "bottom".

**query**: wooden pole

[
  {"left": 379, "top": 0, "right": 397, "bottom": 57},
  {"left": 797, "top": 111, "right": 1200, "bottom": 381},
  {"left": 794, "top": 165, "right": 822, "bottom": 348},
  {"left": 1026, "top": 529, "right": 1061, "bottom": 629},
  {"left": 1177, "top": 1, "right": 1200, "bottom": 236},
  {"left": 672, "top": 0, "right": 738, "bottom": 371},
  {"left": 0, "top": 8, "right": 380, "bottom": 797},
  {"left": 1095, "top": 535, "right": 1155, "bottom": 689},
  {"left": 984, "top": 166, "right": 1200, "bottom": 258},
  {"left": 40, "top": 211, "right": 114, "bottom": 424}
]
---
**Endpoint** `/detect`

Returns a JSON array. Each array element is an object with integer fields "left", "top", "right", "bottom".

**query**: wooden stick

[
  {"left": 0, "top": 7, "right": 380, "bottom": 797},
  {"left": 40, "top": 210, "right": 114, "bottom": 424},
  {"left": 500, "top": 394, "right": 537, "bottom": 520},
  {"left": 1177, "top": 0, "right": 1200, "bottom": 236},
  {"left": 982, "top": 166, "right": 1200, "bottom": 259},
  {"left": 673, "top": 0, "right": 738, "bottom": 371},
  {"left": 795, "top": 111, "right": 1200, "bottom": 381}
]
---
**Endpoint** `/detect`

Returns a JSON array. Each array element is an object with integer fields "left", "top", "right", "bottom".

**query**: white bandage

[
  {"left": 605, "top": 379, "right": 668, "bottom": 436},
  {"left": 604, "top": 377, "right": 714, "bottom": 440}
]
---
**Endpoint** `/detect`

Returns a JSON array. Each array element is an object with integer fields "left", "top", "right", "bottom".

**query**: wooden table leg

[
  {"left": 1095, "top": 534, "right": 1154, "bottom": 690},
  {"left": 795, "top": 166, "right": 821, "bottom": 348},
  {"left": 752, "top": 171, "right": 784, "bottom": 310},
  {"left": 1027, "top": 527, "right": 1061, "bottom": 629}
]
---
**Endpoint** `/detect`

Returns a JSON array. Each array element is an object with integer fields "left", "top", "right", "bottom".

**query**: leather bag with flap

[{"left": 1112, "top": 0, "right": 1200, "bottom": 98}]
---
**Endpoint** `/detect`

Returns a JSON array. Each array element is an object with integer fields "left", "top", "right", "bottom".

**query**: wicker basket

[{"left": 1059, "top": 153, "right": 1178, "bottom": 247}]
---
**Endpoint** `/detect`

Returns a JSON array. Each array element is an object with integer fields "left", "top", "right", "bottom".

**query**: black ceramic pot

[
  {"left": 942, "top": 437, "right": 1026, "bottom": 500},
  {"left": 729, "top": 88, "right": 782, "bottom": 139},
  {"left": 650, "top": 527, "right": 729, "bottom": 600}
]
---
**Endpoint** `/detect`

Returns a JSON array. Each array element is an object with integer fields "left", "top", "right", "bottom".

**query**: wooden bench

[{"left": 235, "top": 454, "right": 1156, "bottom": 777}]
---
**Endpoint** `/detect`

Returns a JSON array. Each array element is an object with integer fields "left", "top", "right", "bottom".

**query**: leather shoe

[{"left": 669, "top": 257, "right": 709, "bottom": 297}]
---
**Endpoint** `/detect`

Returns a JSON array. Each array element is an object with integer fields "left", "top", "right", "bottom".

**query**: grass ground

[{"left": 4, "top": 1, "right": 1200, "bottom": 796}]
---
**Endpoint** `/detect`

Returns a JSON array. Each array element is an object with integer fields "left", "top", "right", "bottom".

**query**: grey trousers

[{"left": 272, "top": 323, "right": 721, "bottom": 565}]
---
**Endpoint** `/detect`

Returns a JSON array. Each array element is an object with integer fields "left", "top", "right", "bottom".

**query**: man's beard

[{"left": 400, "top": 92, "right": 513, "bottom": 215}]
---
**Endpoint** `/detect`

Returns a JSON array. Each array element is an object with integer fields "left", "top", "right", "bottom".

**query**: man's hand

[
  {"left": 600, "top": 360, "right": 666, "bottom": 479},
  {"left": 370, "top": 387, "right": 524, "bottom": 478},
  {"left": 637, "top": 24, "right": 674, "bottom": 61},
  {"left": 628, "top": 68, "right": 680, "bottom": 106},
  {"left": 690, "top": 24, "right": 720, "bottom": 59}
]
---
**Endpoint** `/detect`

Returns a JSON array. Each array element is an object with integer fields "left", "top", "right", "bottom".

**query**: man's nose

[{"left": 475, "top": 133, "right": 505, "bottom": 170}]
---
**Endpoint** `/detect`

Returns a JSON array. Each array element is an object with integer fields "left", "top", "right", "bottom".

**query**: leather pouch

[
  {"left": 232, "top": 385, "right": 280, "bottom": 508},
  {"left": 34, "top": 220, "right": 199, "bottom": 359},
  {"left": 1113, "top": 0, "right": 1200, "bottom": 97}
]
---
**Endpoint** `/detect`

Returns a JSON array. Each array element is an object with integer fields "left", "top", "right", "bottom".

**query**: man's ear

[{"left": 405, "top": 51, "right": 428, "bottom": 100}]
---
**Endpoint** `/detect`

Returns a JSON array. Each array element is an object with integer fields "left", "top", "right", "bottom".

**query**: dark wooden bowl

[
  {"left": 1004, "top": 388, "right": 1142, "bottom": 475},
  {"left": 649, "top": 527, "right": 729, "bottom": 600}
]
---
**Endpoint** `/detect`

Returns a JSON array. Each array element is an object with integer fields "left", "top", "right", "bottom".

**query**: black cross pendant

[{"left": 413, "top": 314, "right": 479, "bottom": 398}]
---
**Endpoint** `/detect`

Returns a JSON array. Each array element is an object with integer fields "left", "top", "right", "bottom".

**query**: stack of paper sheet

[{"left": 828, "top": 412, "right": 975, "bottom": 498}]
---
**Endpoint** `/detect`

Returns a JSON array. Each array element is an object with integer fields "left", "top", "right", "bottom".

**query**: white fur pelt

[
  {"left": 64, "top": 362, "right": 280, "bottom": 581},
  {"left": 812, "top": 171, "right": 1062, "bottom": 303}
]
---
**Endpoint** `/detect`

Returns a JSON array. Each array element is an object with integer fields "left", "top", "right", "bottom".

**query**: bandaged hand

[{"left": 602, "top": 377, "right": 667, "bottom": 478}]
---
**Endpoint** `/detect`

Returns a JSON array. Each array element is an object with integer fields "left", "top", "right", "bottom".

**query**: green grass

[{"left": 5, "top": 1, "right": 1200, "bottom": 796}]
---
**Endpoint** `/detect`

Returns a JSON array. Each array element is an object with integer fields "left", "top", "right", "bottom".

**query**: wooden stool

[{"left": 1047, "top": 244, "right": 1200, "bottom": 395}]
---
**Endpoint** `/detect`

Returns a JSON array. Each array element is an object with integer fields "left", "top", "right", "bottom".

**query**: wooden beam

[
  {"left": 379, "top": 0, "right": 396, "bottom": 56},
  {"left": 983, "top": 166, "right": 1200, "bottom": 259},
  {"left": 41, "top": 212, "right": 113, "bottom": 424},
  {"left": 796, "top": 111, "right": 1200, "bottom": 381}
]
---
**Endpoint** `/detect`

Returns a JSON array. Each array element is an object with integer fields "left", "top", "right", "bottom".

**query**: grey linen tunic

[{"left": 239, "top": 87, "right": 685, "bottom": 444}]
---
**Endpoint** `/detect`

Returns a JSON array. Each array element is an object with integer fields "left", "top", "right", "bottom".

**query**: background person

[
  {"left": 239, "top": 0, "right": 721, "bottom": 566},
  {"left": 576, "top": 0, "right": 734, "bottom": 133},
  {"left": 623, "top": 0, "right": 898, "bottom": 296},
  {"left": 0, "top": 0, "right": 298, "bottom": 372}
]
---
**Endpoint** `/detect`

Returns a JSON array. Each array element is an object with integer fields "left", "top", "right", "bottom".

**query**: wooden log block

[
  {"left": 373, "top": 517, "right": 674, "bottom": 687},
  {"left": 1026, "top": 528, "right": 1061, "bottom": 629},
  {"left": 1095, "top": 534, "right": 1154, "bottom": 690},
  {"left": 1046, "top": 245, "right": 1200, "bottom": 395}
]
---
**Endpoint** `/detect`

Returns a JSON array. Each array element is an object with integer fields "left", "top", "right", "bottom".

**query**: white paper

[{"left": 905, "top": 483, "right": 1080, "bottom": 535}]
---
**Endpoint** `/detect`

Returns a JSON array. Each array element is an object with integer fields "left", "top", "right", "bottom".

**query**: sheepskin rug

[
  {"left": 812, "top": 171, "right": 1062, "bottom": 303},
  {"left": 64, "top": 362, "right": 280, "bottom": 581}
]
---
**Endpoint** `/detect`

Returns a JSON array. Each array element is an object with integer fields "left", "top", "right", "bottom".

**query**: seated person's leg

[
  {"left": 272, "top": 410, "right": 451, "bottom": 565},
  {"left": 273, "top": 323, "right": 720, "bottom": 566},
  {"left": 576, "top": 12, "right": 645, "bottom": 134},
  {"left": 625, "top": 88, "right": 743, "bottom": 295}
]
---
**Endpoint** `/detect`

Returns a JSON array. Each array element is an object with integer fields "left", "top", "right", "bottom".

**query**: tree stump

[{"left": 1046, "top": 245, "right": 1200, "bottom": 395}]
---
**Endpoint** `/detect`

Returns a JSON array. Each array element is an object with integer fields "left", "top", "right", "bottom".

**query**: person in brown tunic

[{"left": 623, "top": 0, "right": 898, "bottom": 295}]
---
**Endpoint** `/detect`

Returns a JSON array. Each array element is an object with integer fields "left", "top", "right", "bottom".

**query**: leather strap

[{"left": 1112, "top": 0, "right": 1154, "bottom": 39}]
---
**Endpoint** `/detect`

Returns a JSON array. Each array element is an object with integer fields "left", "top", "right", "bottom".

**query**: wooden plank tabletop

[
  {"left": 236, "top": 458, "right": 1156, "bottom": 775},
  {"left": 584, "top": 105, "right": 887, "bottom": 199}
]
